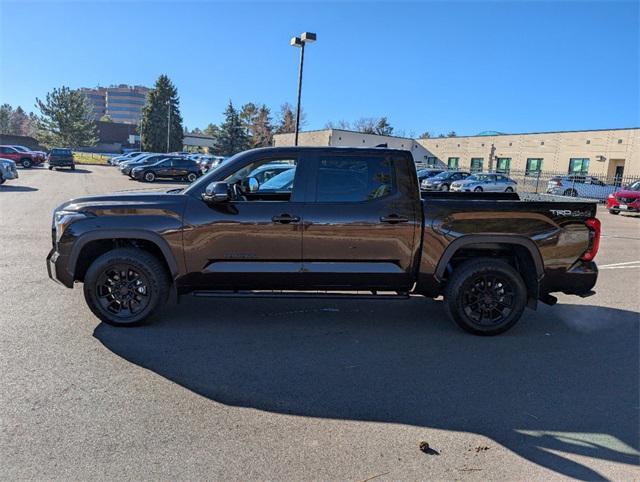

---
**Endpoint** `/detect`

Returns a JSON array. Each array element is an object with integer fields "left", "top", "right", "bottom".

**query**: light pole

[
  {"left": 166, "top": 99, "right": 171, "bottom": 153},
  {"left": 290, "top": 32, "right": 316, "bottom": 146}
]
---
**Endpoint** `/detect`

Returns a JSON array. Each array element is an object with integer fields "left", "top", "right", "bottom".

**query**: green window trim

[
  {"left": 447, "top": 157, "right": 459, "bottom": 169},
  {"left": 425, "top": 156, "right": 438, "bottom": 167},
  {"left": 525, "top": 158, "right": 543, "bottom": 175},
  {"left": 568, "top": 158, "right": 589, "bottom": 175},
  {"left": 470, "top": 157, "right": 483, "bottom": 172},
  {"left": 496, "top": 157, "right": 511, "bottom": 173}
]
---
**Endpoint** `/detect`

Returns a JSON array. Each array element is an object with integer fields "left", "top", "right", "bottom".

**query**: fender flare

[
  {"left": 68, "top": 229, "right": 179, "bottom": 279},
  {"left": 434, "top": 235, "right": 544, "bottom": 282}
]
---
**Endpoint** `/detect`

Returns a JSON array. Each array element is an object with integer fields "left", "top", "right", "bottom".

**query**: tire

[
  {"left": 0, "top": 177, "right": 4, "bottom": 185},
  {"left": 474, "top": 186, "right": 483, "bottom": 192},
  {"left": 70, "top": 164, "right": 75, "bottom": 170},
  {"left": 444, "top": 258, "right": 527, "bottom": 336},
  {"left": 609, "top": 209, "right": 620, "bottom": 215},
  {"left": 83, "top": 248, "right": 170, "bottom": 326},
  {"left": 21, "top": 158, "right": 32, "bottom": 168},
  {"left": 48, "top": 166, "right": 53, "bottom": 170},
  {"left": 440, "top": 184, "right": 450, "bottom": 191},
  {"left": 186, "top": 172, "right": 197, "bottom": 183},
  {"left": 505, "top": 187, "right": 514, "bottom": 193},
  {"left": 563, "top": 188, "right": 577, "bottom": 197},
  {"left": 144, "top": 171, "right": 156, "bottom": 182}
]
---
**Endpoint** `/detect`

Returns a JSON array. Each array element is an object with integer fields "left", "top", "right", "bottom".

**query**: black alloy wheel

[
  {"left": 95, "top": 265, "right": 152, "bottom": 320},
  {"left": 444, "top": 258, "right": 527, "bottom": 335}
]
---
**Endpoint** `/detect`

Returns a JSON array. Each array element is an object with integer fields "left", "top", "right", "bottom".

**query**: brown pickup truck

[{"left": 47, "top": 147, "right": 600, "bottom": 335}]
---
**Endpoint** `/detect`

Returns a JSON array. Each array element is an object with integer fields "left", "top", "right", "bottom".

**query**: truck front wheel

[
  {"left": 444, "top": 258, "right": 527, "bottom": 335},
  {"left": 83, "top": 248, "right": 170, "bottom": 326}
]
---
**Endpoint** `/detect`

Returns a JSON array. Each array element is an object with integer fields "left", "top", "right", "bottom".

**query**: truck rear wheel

[
  {"left": 83, "top": 248, "right": 170, "bottom": 326},
  {"left": 444, "top": 258, "right": 527, "bottom": 335}
]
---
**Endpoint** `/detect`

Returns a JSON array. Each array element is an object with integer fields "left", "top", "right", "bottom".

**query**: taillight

[{"left": 581, "top": 218, "right": 601, "bottom": 261}]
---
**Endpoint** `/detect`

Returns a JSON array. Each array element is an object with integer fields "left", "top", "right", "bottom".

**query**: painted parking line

[{"left": 599, "top": 260, "right": 640, "bottom": 270}]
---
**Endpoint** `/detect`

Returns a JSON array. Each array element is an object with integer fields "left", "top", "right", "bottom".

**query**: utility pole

[{"left": 290, "top": 32, "right": 316, "bottom": 146}]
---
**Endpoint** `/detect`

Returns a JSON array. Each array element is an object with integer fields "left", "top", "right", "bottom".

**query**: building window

[
  {"left": 586, "top": 140, "right": 590, "bottom": 144},
  {"left": 525, "top": 158, "right": 543, "bottom": 176},
  {"left": 568, "top": 158, "right": 589, "bottom": 174},
  {"left": 447, "top": 157, "right": 459, "bottom": 169},
  {"left": 540, "top": 141, "right": 544, "bottom": 145},
  {"left": 509, "top": 142, "right": 512, "bottom": 146},
  {"left": 496, "top": 157, "right": 511, "bottom": 174},
  {"left": 425, "top": 156, "right": 438, "bottom": 167},
  {"left": 618, "top": 139, "right": 623, "bottom": 144},
  {"left": 470, "top": 158, "right": 483, "bottom": 172}
]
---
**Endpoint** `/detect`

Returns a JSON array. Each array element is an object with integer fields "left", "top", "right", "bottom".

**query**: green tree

[
  {"left": 276, "top": 102, "right": 302, "bottom": 134},
  {"left": 99, "top": 114, "right": 113, "bottom": 122},
  {"left": 447, "top": 130, "right": 457, "bottom": 137},
  {"left": 10, "top": 106, "right": 30, "bottom": 135},
  {"left": 419, "top": 131, "right": 432, "bottom": 139},
  {"left": 140, "top": 75, "right": 184, "bottom": 152},
  {"left": 252, "top": 105, "right": 274, "bottom": 147},
  {"left": 35, "top": 86, "right": 97, "bottom": 148},
  {"left": 215, "top": 100, "right": 249, "bottom": 156},
  {"left": 0, "top": 104, "right": 13, "bottom": 134},
  {"left": 203, "top": 123, "right": 219, "bottom": 138}
]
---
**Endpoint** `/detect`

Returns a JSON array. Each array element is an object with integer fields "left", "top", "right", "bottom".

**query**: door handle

[
  {"left": 272, "top": 214, "right": 300, "bottom": 224},
  {"left": 380, "top": 214, "right": 409, "bottom": 224}
]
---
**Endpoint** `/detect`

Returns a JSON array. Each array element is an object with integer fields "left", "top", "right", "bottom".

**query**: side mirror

[
  {"left": 202, "top": 182, "right": 229, "bottom": 203},
  {"left": 241, "top": 176, "right": 260, "bottom": 193}
]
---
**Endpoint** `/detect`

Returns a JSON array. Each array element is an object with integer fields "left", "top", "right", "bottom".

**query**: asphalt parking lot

[{"left": 1, "top": 165, "right": 638, "bottom": 480}]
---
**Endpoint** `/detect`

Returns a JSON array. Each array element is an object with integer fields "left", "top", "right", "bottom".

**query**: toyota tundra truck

[{"left": 47, "top": 147, "right": 600, "bottom": 335}]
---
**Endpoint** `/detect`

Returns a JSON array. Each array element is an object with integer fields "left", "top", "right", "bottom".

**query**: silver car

[
  {"left": 451, "top": 173, "right": 517, "bottom": 192},
  {"left": 0, "top": 158, "right": 19, "bottom": 184}
]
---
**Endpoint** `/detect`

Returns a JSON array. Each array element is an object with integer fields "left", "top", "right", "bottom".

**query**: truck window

[{"left": 316, "top": 156, "right": 395, "bottom": 202}]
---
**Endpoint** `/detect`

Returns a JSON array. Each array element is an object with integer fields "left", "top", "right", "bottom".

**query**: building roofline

[
  {"left": 273, "top": 128, "right": 416, "bottom": 141},
  {"left": 419, "top": 126, "right": 640, "bottom": 140}
]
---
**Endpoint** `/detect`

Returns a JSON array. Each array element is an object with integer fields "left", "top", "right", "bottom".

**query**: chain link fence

[{"left": 415, "top": 163, "right": 639, "bottom": 202}]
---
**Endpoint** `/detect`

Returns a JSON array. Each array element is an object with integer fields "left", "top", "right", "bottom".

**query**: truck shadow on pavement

[
  {"left": 0, "top": 185, "right": 38, "bottom": 192},
  {"left": 94, "top": 298, "right": 639, "bottom": 479}
]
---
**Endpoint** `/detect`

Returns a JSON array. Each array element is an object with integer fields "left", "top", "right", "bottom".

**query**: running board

[{"left": 192, "top": 290, "right": 410, "bottom": 300}]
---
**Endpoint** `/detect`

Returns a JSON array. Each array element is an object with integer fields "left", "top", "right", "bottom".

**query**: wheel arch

[
  {"left": 70, "top": 230, "right": 179, "bottom": 282},
  {"left": 435, "top": 235, "right": 544, "bottom": 309}
]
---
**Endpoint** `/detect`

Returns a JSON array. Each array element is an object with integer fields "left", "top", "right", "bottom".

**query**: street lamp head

[
  {"left": 290, "top": 36, "right": 303, "bottom": 47},
  {"left": 300, "top": 32, "right": 316, "bottom": 43}
]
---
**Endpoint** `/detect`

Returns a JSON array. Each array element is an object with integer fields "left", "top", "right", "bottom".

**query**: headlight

[
  {"left": 131, "top": 167, "right": 141, "bottom": 173},
  {"left": 53, "top": 210, "right": 88, "bottom": 242}
]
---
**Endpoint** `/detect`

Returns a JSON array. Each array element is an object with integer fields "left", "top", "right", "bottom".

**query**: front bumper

[
  {"left": 608, "top": 198, "right": 640, "bottom": 212},
  {"left": 47, "top": 248, "right": 74, "bottom": 288}
]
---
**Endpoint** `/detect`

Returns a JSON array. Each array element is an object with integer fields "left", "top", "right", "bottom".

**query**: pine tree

[
  {"left": 252, "top": 105, "right": 274, "bottom": 147},
  {"left": 10, "top": 106, "right": 30, "bottom": 135},
  {"left": 215, "top": 100, "right": 249, "bottom": 156},
  {"left": 35, "top": 86, "right": 98, "bottom": 148},
  {"left": 140, "top": 75, "right": 184, "bottom": 152},
  {"left": 276, "top": 103, "right": 299, "bottom": 134},
  {"left": 0, "top": 104, "right": 12, "bottom": 134},
  {"left": 447, "top": 131, "right": 457, "bottom": 137}
]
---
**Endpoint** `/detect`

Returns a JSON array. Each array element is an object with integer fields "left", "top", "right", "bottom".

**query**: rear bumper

[
  {"left": 49, "top": 160, "right": 74, "bottom": 166},
  {"left": 541, "top": 260, "right": 598, "bottom": 297}
]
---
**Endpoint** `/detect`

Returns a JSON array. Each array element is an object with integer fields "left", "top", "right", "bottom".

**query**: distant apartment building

[
  {"left": 80, "top": 85, "right": 150, "bottom": 124},
  {"left": 273, "top": 127, "right": 640, "bottom": 177}
]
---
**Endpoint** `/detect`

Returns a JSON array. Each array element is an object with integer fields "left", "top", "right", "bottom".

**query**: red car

[
  {"left": 607, "top": 180, "right": 640, "bottom": 214},
  {"left": 0, "top": 145, "right": 44, "bottom": 168}
]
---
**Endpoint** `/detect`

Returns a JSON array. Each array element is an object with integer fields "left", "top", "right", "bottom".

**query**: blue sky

[{"left": 1, "top": 1, "right": 638, "bottom": 136}]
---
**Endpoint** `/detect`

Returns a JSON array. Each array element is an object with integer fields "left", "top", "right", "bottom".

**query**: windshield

[
  {"left": 431, "top": 171, "right": 451, "bottom": 180},
  {"left": 52, "top": 149, "right": 72, "bottom": 155},
  {"left": 259, "top": 168, "right": 295, "bottom": 191},
  {"left": 626, "top": 180, "right": 640, "bottom": 191},
  {"left": 466, "top": 174, "right": 487, "bottom": 182}
]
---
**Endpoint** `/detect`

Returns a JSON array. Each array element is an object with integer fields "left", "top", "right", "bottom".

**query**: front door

[
  {"left": 182, "top": 155, "right": 304, "bottom": 290},
  {"left": 301, "top": 152, "right": 420, "bottom": 291}
]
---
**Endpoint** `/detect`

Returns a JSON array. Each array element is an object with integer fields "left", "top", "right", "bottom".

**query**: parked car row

[
  {"left": 111, "top": 152, "right": 204, "bottom": 183},
  {"left": 419, "top": 169, "right": 519, "bottom": 192},
  {"left": 0, "top": 144, "right": 77, "bottom": 171}
]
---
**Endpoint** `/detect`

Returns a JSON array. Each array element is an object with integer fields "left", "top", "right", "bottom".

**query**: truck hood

[{"left": 55, "top": 189, "right": 188, "bottom": 215}]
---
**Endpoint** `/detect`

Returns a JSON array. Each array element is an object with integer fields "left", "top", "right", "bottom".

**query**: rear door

[{"left": 300, "top": 152, "right": 420, "bottom": 291}]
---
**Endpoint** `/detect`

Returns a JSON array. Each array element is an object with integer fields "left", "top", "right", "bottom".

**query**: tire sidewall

[
  {"left": 144, "top": 171, "right": 155, "bottom": 182},
  {"left": 445, "top": 260, "right": 527, "bottom": 335},
  {"left": 83, "top": 249, "right": 169, "bottom": 326},
  {"left": 22, "top": 159, "right": 32, "bottom": 168},
  {"left": 187, "top": 172, "right": 197, "bottom": 183}
]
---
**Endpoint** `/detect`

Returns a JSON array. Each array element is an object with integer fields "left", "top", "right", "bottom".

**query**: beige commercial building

[{"left": 274, "top": 127, "right": 640, "bottom": 179}]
